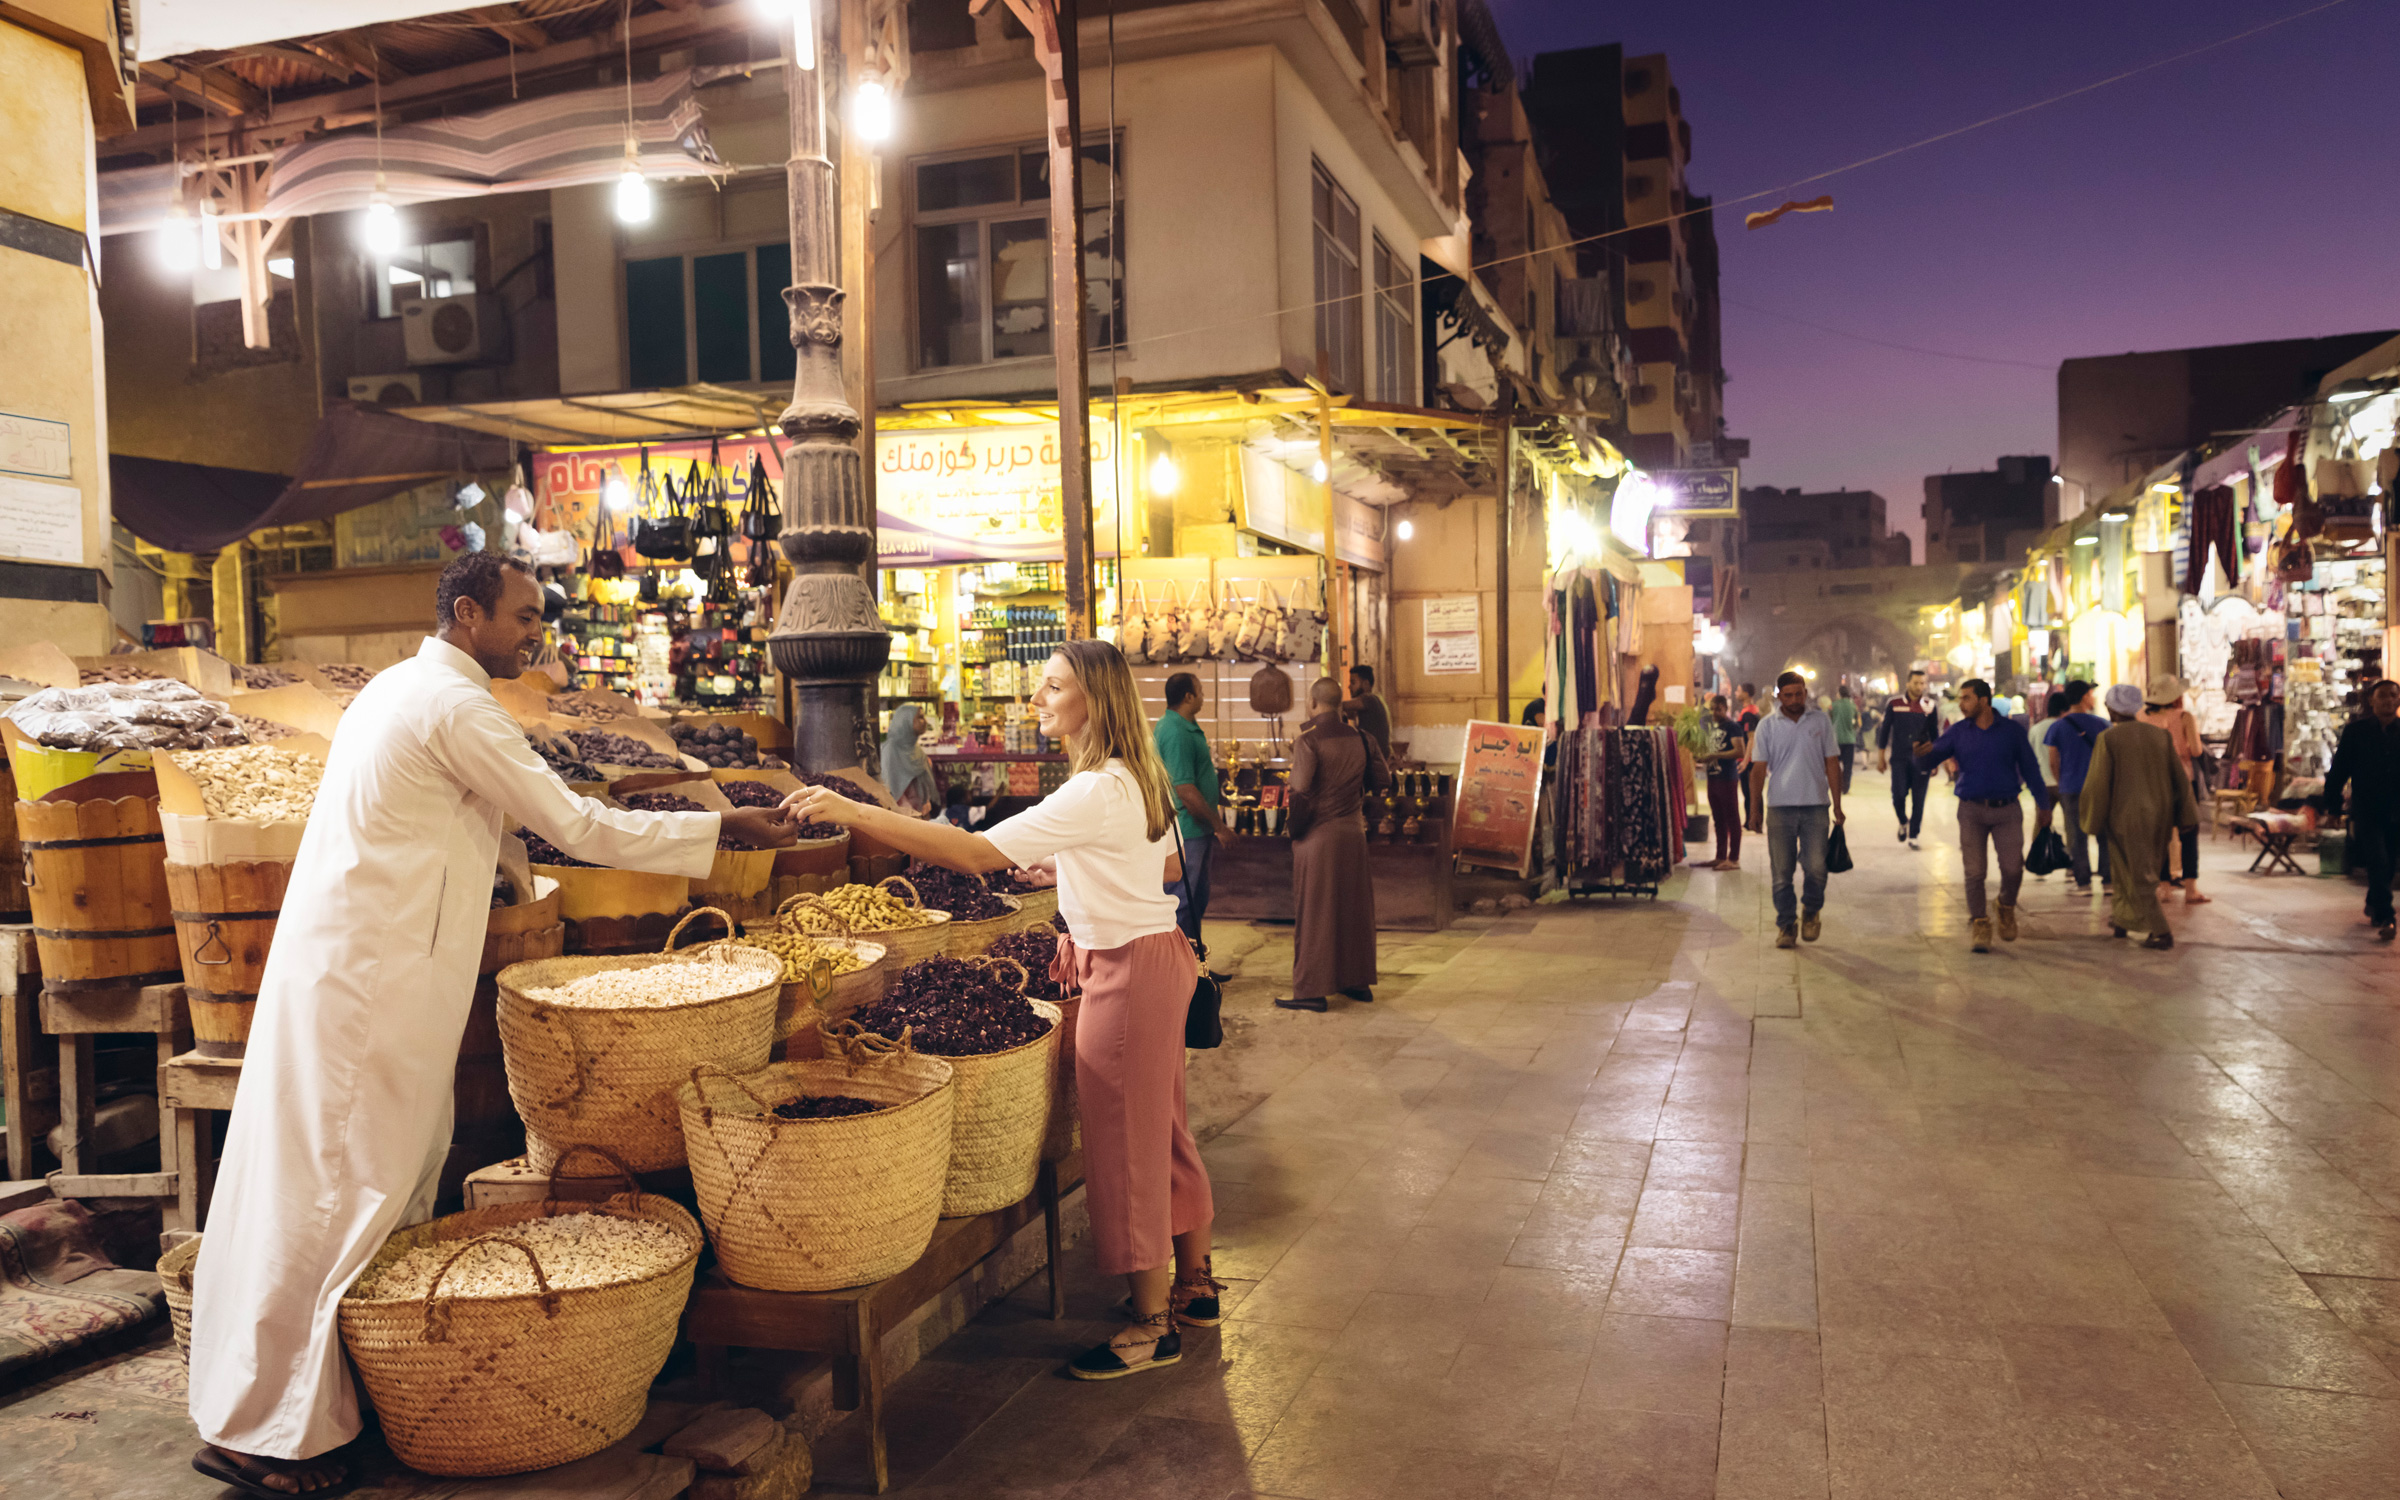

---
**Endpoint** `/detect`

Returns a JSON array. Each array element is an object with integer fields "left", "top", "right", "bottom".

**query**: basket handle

[
  {"left": 877, "top": 874, "right": 925, "bottom": 910},
  {"left": 778, "top": 893, "right": 852, "bottom": 937},
  {"left": 664, "top": 906, "right": 736, "bottom": 953},
  {"left": 687, "top": 1061, "right": 782, "bottom": 1129},
  {"left": 420, "top": 1234, "right": 560, "bottom": 1343},
  {"left": 971, "top": 954, "right": 1030, "bottom": 993},
  {"left": 818, "top": 1016, "right": 915, "bottom": 1075},
  {"left": 541, "top": 1143, "right": 645, "bottom": 1214}
]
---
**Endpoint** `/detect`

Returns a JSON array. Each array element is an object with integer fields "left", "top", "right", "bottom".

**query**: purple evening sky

[{"left": 1485, "top": 0, "right": 2400, "bottom": 547}]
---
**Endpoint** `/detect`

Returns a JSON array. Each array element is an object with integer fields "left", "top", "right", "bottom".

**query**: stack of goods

[
  {"left": 174, "top": 743, "right": 322, "bottom": 820},
  {"left": 903, "top": 861, "right": 1021, "bottom": 957},
  {"left": 676, "top": 1053, "right": 956, "bottom": 1291},
  {"left": 8, "top": 680, "right": 247, "bottom": 752},
  {"left": 669, "top": 721, "right": 770, "bottom": 768},
  {"left": 983, "top": 865, "right": 1059, "bottom": 930},
  {"left": 530, "top": 735, "right": 603, "bottom": 782},
  {"left": 547, "top": 696, "right": 634, "bottom": 722},
  {"left": 78, "top": 661, "right": 156, "bottom": 686},
  {"left": 236, "top": 665, "right": 306, "bottom": 690},
  {"left": 339, "top": 1151, "right": 702, "bottom": 1476},
  {"left": 792, "top": 769, "right": 879, "bottom": 805},
  {"left": 618, "top": 790, "right": 741, "bottom": 850},
  {"left": 569, "top": 729, "right": 680, "bottom": 770},
  {"left": 494, "top": 927, "right": 783, "bottom": 1171},
  {"left": 721, "top": 778, "right": 841, "bottom": 840},
  {"left": 786, "top": 879, "right": 950, "bottom": 964},
  {"left": 844, "top": 956, "right": 1060, "bottom": 1214}
]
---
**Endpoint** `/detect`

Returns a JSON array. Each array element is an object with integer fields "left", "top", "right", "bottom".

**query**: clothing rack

[{"left": 1553, "top": 721, "right": 1688, "bottom": 889}]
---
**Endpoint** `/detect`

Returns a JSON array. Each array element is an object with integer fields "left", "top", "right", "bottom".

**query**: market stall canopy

[
  {"left": 134, "top": 1, "right": 537, "bottom": 60},
  {"left": 384, "top": 385, "right": 789, "bottom": 445},
  {"left": 112, "top": 404, "right": 513, "bottom": 553}
]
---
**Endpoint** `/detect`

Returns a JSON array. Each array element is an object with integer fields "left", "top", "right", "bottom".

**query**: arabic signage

[
  {"left": 1452, "top": 719, "right": 1545, "bottom": 874},
  {"left": 1650, "top": 467, "right": 1741, "bottom": 518},
  {"left": 1422, "top": 596, "right": 1481, "bottom": 674},
  {"left": 536, "top": 423, "right": 1125, "bottom": 568}
]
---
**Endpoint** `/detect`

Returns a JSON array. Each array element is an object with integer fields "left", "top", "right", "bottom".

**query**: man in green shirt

[
  {"left": 1156, "top": 671, "right": 1233, "bottom": 946},
  {"left": 1831, "top": 683, "right": 1860, "bottom": 792}
]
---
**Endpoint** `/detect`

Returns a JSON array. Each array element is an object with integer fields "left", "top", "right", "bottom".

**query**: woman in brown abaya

[{"left": 1278, "top": 677, "right": 1392, "bottom": 1011}]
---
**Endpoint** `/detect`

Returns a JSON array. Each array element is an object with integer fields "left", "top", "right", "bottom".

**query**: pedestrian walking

[
  {"left": 2316, "top": 678, "right": 2400, "bottom": 941},
  {"left": 1831, "top": 684, "right": 1860, "bottom": 791},
  {"left": 2079, "top": 684, "right": 2198, "bottom": 948},
  {"left": 2041, "top": 680, "right": 2111, "bottom": 895},
  {"left": 1735, "top": 683, "right": 1764, "bottom": 832},
  {"left": 1875, "top": 668, "right": 1939, "bottom": 846},
  {"left": 1342, "top": 664, "right": 1394, "bottom": 760},
  {"left": 1278, "top": 677, "right": 1391, "bottom": 1011},
  {"left": 1701, "top": 692, "right": 1748, "bottom": 870},
  {"left": 1746, "top": 672, "right": 1844, "bottom": 949},
  {"left": 1155, "top": 671, "right": 1234, "bottom": 952},
  {"left": 1916, "top": 677, "right": 2055, "bottom": 953},
  {"left": 790, "top": 638, "right": 1217, "bottom": 1378},
  {"left": 2141, "top": 676, "right": 2210, "bottom": 905}
]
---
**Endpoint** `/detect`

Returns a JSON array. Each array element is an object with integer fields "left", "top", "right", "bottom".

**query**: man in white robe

[{"left": 188, "top": 555, "right": 796, "bottom": 1495}]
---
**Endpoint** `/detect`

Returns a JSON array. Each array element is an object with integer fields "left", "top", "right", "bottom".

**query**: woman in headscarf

[{"left": 880, "top": 703, "right": 940, "bottom": 810}]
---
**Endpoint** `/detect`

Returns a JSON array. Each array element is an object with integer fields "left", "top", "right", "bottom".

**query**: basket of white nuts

[
  {"left": 339, "top": 1146, "right": 703, "bottom": 1477},
  {"left": 494, "top": 908, "right": 783, "bottom": 1174}
]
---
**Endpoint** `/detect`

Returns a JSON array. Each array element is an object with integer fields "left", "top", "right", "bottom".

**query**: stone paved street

[{"left": 10, "top": 783, "right": 2400, "bottom": 1498}]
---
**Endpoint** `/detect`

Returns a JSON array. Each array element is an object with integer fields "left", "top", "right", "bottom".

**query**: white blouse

[{"left": 985, "top": 760, "right": 1181, "bottom": 950}]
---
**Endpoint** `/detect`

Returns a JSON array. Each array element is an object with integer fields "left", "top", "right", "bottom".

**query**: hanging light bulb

[
  {"left": 1147, "top": 450, "right": 1180, "bottom": 497},
  {"left": 159, "top": 206, "right": 199, "bottom": 273},
  {"left": 855, "top": 75, "right": 895, "bottom": 142},
  {"left": 362, "top": 175, "right": 402, "bottom": 256},
  {"left": 197, "top": 200, "right": 223, "bottom": 271},
  {"left": 614, "top": 140, "right": 652, "bottom": 224},
  {"left": 1310, "top": 457, "right": 1330, "bottom": 484},
  {"left": 1395, "top": 517, "right": 1415, "bottom": 541},
  {"left": 794, "top": 0, "right": 816, "bottom": 70}
]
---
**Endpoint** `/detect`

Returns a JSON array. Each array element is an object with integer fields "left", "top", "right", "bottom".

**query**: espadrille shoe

[{"left": 1070, "top": 1310, "right": 1180, "bottom": 1381}]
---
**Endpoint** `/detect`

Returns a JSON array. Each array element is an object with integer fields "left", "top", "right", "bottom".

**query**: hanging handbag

[
  {"left": 587, "top": 469, "right": 628, "bottom": 580},
  {"left": 633, "top": 450, "right": 694, "bottom": 561},
  {"left": 691, "top": 440, "right": 732, "bottom": 541},
  {"left": 1173, "top": 582, "right": 1207, "bottom": 660},
  {"left": 739, "top": 450, "right": 781, "bottom": 541},
  {"left": 1120, "top": 581, "right": 1152, "bottom": 665},
  {"left": 1205, "top": 581, "right": 1236, "bottom": 658},
  {"left": 1185, "top": 941, "right": 1224, "bottom": 1049}
]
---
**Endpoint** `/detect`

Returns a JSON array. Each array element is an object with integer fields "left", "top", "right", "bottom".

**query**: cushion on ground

[{"left": 0, "top": 1198, "right": 163, "bottom": 1381}]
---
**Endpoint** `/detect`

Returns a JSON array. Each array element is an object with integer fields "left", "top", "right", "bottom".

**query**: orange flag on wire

[{"left": 1745, "top": 195, "right": 1835, "bottom": 230}]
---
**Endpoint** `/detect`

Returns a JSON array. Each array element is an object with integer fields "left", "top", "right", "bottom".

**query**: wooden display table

[
  {"left": 44, "top": 980, "right": 189, "bottom": 1216},
  {"left": 682, "top": 1154, "right": 1081, "bottom": 1495},
  {"left": 1207, "top": 833, "right": 1456, "bottom": 931},
  {"left": 159, "top": 1048, "right": 241, "bottom": 1233}
]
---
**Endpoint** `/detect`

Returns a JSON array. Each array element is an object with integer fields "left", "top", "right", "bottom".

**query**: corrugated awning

[{"left": 384, "top": 384, "right": 789, "bottom": 445}]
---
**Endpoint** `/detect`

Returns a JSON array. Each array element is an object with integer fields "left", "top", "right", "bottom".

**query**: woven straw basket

[
  {"left": 771, "top": 937, "right": 887, "bottom": 1043},
  {"left": 676, "top": 1050, "right": 956, "bottom": 1291},
  {"left": 837, "top": 959, "right": 1060, "bottom": 1216},
  {"left": 338, "top": 1148, "right": 702, "bottom": 1477},
  {"left": 1041, "top": 991, "right": 1084, "bottom": 1163},
  {"left": 495, "top": 909, "right": 782, "bottom": 1174},
  {"left": 1004, "top": 886, "right": 1059, "bottom": 931},
  {"left": 786, "top": 880, "right": 952, "bottom": 966},
  {"left": 943, "top": 893, "right": 1026, "bottom": 958},
  {"left": 160, "top": 1234, "right": 199, "bottom": 1365}
]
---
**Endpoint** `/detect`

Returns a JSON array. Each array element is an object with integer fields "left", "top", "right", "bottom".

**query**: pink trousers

[{"left": 1051, "top": 930, "right": 1214, "bottom": 1275}]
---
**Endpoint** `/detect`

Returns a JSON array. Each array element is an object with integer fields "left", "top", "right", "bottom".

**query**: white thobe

[{"left": 189, "top": 638, "right": 721, "bottom": 1460}]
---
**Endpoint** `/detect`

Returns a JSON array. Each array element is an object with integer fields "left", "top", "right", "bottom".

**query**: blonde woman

[{"left": 786, "top": 640, "right": 1215, "bottom": 1380}]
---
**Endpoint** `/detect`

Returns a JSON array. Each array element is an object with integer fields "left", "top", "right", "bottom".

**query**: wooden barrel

[
  {"left": 461, "top": 892, "right": 566, "bottom": 1133},
  {"left": 18, "top": 784, "right": 180, "bottom": 991},
  {"left": 0, "top": 765, "right": 27, "bottom": 924},
  {"left": 164, "top": 860, "right": 290, "bottom": 1057}
]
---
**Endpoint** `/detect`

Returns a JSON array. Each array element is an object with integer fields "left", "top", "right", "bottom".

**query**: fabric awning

[{"left": 112, "top": 404, "right": 514, "bottom": 552}]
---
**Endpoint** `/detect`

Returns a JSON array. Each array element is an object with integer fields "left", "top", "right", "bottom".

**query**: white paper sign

[
  {"left": 1423, "top": 596, "right": 1481, "bottom": 674},
  {"left": 0, "top": 476, "right": 85, "bottom": 565},
  {"left": 0, "top": 412, "right": 70, "bottom": 480}
]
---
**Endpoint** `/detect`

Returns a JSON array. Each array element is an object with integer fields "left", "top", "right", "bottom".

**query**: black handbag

[
  {"left": 1185, "top": 941, "right": 1224, "bottom": 1049},
  {"left": 1826, "top": 823, "right": 1854, "bottom": 874},
  {"left": 633, "top": 451, "right": 694, "bottom": 561},
  {"left": 2025, "top": 824, "right": 2070, "bottom": 876},
  {"left": 739, "top": 451, "right": 780, "bottom": 541}
]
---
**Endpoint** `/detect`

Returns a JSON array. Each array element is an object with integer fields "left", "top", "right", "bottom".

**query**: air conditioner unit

[
  {"left": 401, "top": 292, "right": 505, "bottom": 366},
  {"left": 347, "top": 373, "right": 422, "bottom": 406},
  {"left": 1386, "top": 0, "right": 1440, "bottom": 65}
]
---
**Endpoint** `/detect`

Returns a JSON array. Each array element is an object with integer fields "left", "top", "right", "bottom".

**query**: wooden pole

[{"left": 1496, "top": 423, "right": 1512, "bottom": 726}]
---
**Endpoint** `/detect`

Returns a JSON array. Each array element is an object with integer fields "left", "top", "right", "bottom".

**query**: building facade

[{"left": 1924, "top": 457, "right": 2053, "bottom": 567}]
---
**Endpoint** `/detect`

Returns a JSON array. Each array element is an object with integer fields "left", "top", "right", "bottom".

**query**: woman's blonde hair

[{"left": 1052, "top": 638, "right": 1177, "bottom": 843}]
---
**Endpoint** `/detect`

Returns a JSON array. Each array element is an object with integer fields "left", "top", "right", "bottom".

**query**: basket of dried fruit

[
  {"left": 516, "top": 825, "right": 693, "bottom": 926},
  {"left": 494, "top": 909, "right": 782, "bottom": 1173},
  {"left": 986, "top": 868, "right": 1058, "bottom": 931},
  {"left": 338, "top": 1146, "right": 702, "bottom": 1477},
  {"left": 833, "top": 955, "right": 1060, "bottom": 1216},
  {"left": 705, "top": 902, "right": 888, "bottom": 1048},
  {"left": 897, "top": 863, "right": 1024, "bottom": 959},
  {"left": 783, "top": 877, "right": 950, "bottom": 966},
  {"left": 986, "top": 926, "right": 1082, "bottom": 1162},
  {"left": 675, "top": 1050, "right": 955, "bottom": 1291},
  {"left": 613, "top": 782, "right": 775, "bottom": 917}
]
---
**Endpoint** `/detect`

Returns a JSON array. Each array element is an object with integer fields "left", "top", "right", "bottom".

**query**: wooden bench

[
  {"left": 682, "top": 1154, "right": 1082, "bottom": 1494},
  {"left": 41, "top": 980, "right": 188, "bottom": 1216},
  {"left": 158, "top": 1047, "right": 242, "bottom": 1234}
]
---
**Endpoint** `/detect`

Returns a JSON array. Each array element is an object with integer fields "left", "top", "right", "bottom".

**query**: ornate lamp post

[{"left": 767, "top": 7, "right": 888, "bottom": 772}]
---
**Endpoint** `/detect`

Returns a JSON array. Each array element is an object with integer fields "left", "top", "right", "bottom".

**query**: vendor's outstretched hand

[
  {"left": 783, "top": 785, "right": 872, "bottom": 829},
  {"left": 723, "top": 806, "right": 801, "bottom": 848}
]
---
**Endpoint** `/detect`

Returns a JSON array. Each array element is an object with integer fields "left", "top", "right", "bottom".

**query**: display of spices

[
  {"left": 570, "top": 729, "right": 680, "bottom": 769},
  {"left": 317, "top": 663, "right": 378, "bottom": 691},
  {"left": 547, "top": 695, "right": 635, "bottom": 722},
  {"left": 903, "top": 862, "right": 1010, "bottom": 922},
  {"left": 986, "top": 927, "right": 1072, "bottom": 1003},
  {"left": 519, "top": 957, "right": 766, "bottom": 1009},
  {"left": 529, "top": 735, "right": 603, "bottom": 782},
  {"left": 176, "top": 743, "right": 324, "bottom": 820},
  {"left": 792, "top": 769, "right": 880, "bottom": 806},
  {"left": 984, "top": 868, "right": 1050, "bottom": 895},
  {"left": 235, "top": 713, "right": 300, "bottom": 742},
  {"left": 850, "top": 957, "right": 1049, "bottom": 1056},
  {"left": 350, "top": 1213, "right": 687, "bottom": 1299},
  {"left": 520, "top": 831, "right": 600, "bottom": 869},
  {"left": 669, "top": 720, "right": 766, "bottom": 768},
  {"left": 237, "top": 665, "right": 305, "bottom": 690},
  {"left": 78, "top": 662, "right": 154, "bottom": 686},
  {"left": 618, "top": 790, "right": 740, "bottom": 849},
  {"left": 790, "top": 883, "right": 936, "bottom": 933},
  {"left": 719, "top": 780, "right": 841, "bottom": 839},
  {"left": 769, "top": 1094, "right": 886, "bottom": 1121}
]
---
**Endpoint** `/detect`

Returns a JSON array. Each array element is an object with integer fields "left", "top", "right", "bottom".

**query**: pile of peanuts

[
  {"left": 724, "top": 930, "right": 870, "bottom": 985},
  {"left": 179, "top": 743, "right": 323, "bottom": 821},
  {"left": 790, "top": 885, "right": 936, "bottom": 933},
  {"left": 351, "top": 1213, "right": 687, "bottom": 1300}
]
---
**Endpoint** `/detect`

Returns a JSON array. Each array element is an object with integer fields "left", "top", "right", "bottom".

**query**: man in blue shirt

[
  {"left": 2042, "top": 680, "right": 2111, "bottom": 896},
  {"left": 1155, "top": 671, "right": 1233, "bottom": 951},
  {"left": 1745, "top": 671, "right": 1844, "bottom": 950},
  {"left": 1917, "top": 677, "right": 2054, "bottom": 953}
]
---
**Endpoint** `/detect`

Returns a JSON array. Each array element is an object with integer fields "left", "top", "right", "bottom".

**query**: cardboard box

[
  {"left": 155, "top": 736, "right": 332, "bottom": 864},
  {"left": 72, "top": 647, "right": 237, "bottom": 698},
  {"left": 0, "top": 644, "right": 83, "bottom": 692},
  {"left": 226, "top": 685, "right": 347, "bottom": 741},
  {"left": 0, "top": 717, "right": 149, "bottom": 799}
]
